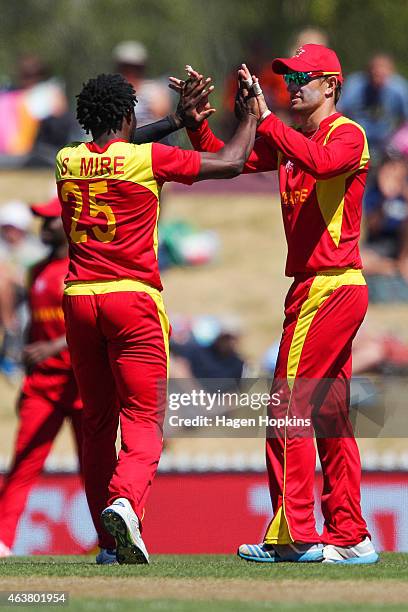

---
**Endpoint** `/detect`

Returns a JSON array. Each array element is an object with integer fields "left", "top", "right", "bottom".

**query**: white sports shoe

[
  {"left": 0, "top": 541, "right": 11, "bottom": 558},
  {"left": 323, "top": 536, "right": 379, "bottom": 564},
  {"left": 101, "top": 498, "right": 149, "bottom": 564},
  {"left": 95, "top": 547, "right": 118, "bottom": 565},
  {"left": 238, "top": 542, "right": 323, "bottom": 563}
]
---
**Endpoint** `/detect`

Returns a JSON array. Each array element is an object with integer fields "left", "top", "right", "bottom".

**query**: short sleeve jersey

[{"left": 56, "top": 140, "right": 201, "bottom": 290}]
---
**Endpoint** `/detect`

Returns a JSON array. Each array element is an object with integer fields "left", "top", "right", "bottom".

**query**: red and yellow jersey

[
  {"left": 27, "top": 256, "right": 71, "bottom": 372},
  {"left": 188, "top": 112, "right": 369, "bottom": 277},
  {"left": 56, "top": 139, "right": 200, "bottom": 290}
]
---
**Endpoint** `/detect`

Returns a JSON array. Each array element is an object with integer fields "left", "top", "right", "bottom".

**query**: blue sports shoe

[
  {"left": 95, "top": 548, "right": 117, "bottom": 565},
  {"left": 238, "top": 542, "right": 323, "bottom": 563},
  {"left": 323, "top": 537, "right": 379, "bottom": 564}
]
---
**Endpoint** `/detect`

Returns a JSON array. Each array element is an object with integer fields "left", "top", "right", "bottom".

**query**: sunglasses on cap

[{"left": 283, "top": 71, "right": 340, "bottom": 87}]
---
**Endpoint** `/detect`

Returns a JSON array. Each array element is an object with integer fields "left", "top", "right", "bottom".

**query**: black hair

[
  {"left": 76, "top": 73, "right": 137, "bottom": 135},
  {"left": 334, "top": 82, "right": 342, "bottom": 104}
]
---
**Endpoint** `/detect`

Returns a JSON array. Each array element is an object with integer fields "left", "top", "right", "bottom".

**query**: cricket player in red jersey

[
  {"left": 0, "top": 197, "right": 82, "bottom": 558},
  {"left": 57, "top": 73, "right": 259, "bottom": 564},
  {"left": 174, "top": 45, "right": 379, "bottom": 564}
]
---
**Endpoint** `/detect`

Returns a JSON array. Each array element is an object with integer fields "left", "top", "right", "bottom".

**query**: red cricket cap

[
  {"left": 272, "top": 44, "right": 343, "bottom": 83},
  {"left": 30, "top": 196, "right": 61, "bottom": 218}
]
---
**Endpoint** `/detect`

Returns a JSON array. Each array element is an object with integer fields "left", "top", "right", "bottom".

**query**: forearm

[
  {"left": 132, "top": 114, "right": 182, "bottom": 144},
  {"left": 189, "top": 120, "right": 277, "bottom": 173},
  {"left": 197, "top": 115, "right": 257, "bottom": 180},
  {"left": 51, "top": 335, "right": 68, "bottom": 354}
]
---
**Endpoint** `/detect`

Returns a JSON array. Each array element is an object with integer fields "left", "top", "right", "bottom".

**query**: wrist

[
  {"left": 186, "top": 120, "right": 202, "bottom": 132},
  {"left": 169, "top": 112, "right": 184, "bottom": 130},
  {"left": 258, "top": 109, "right": 272, "bottom": 126},
  {"left": 241, "top": 112, "right": 258, "bottom": 123}
]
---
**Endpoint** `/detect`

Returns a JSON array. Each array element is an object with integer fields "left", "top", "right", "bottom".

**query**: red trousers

[
  {"left": 0, "top": 371, "right": 82, "bottom": 549},
  {"left": 264, "top": 269, "right": 370, "bottom": 547},
  {"left": 63, "top": 287, "right": 169, "bottom": 549}
]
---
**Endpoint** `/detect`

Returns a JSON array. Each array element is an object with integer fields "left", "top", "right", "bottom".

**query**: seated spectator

[
  {"left": 170, "top": 315, "right": 245, "bottom": 393},
  {"left": 361, "top": 156, "right": 408, "bottom": 302},
  {"left": 0, "top": 54, "right": 75, "bottom": 167},
  {"left": 0, "top": 201, "right": 47, "bottom": 377},
  {"left": 112, "top": 40, "right": 172, "bottom": 128},
  {"left": 352, "top": 327, "right": 408, "bottom": 375},
  {"left": 339, "top": 53, "right": 408, "bottom": 165}
]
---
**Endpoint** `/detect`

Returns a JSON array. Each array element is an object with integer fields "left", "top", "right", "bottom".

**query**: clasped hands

[{"left": 168, "top": 63, "right": 270, "bottom": 130}]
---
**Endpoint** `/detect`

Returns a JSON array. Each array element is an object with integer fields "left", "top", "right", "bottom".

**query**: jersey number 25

[{"left": 61, "top": 180, "right": 116, "bottom": 244}]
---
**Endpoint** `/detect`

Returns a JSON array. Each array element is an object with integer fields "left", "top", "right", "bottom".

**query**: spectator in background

[
  {"left": 222, "top": 40, "right": 290, "bottom": 135},
  {"left": 0, "top": 198, "right": 83, "bottom": 559},
  {"left": 361, "top": 156, "right": 408, "bottom": 302},
  {"left": 0, "top": 201, "right": 47, "bottom": 377},
  {"left": 112, "top": 40, "right": 172, "bottom": 128},
  {"left": 339, "top": 53, "right": 408, "bottom": 165},
  {"left": 288, "top": 26, "right": 329, "bottom": 54},
  {"left": 0, "top": 54, "right": 75, "bottom": 167},
  {"left": 170, "top": 315, "right": 245, "bottom": 393}
]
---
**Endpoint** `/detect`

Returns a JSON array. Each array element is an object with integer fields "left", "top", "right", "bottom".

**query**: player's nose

[{"left": 287, "top": 81, "right": 300, "bottom": 95}]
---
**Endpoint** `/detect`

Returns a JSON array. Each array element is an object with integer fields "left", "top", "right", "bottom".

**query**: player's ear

[{"left": 325, "top": 76, "right": 337, "bottom": 99}]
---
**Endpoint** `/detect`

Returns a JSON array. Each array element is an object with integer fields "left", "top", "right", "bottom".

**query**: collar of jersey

[
  {"left": 86, "top": 138, "right": 128, "bottom": 154},
  {"left": 299, "top": 112, "right": 342, "bottom": 137},
  {"left": 317, "top": 112, "right": 342, "bottom": 131}
]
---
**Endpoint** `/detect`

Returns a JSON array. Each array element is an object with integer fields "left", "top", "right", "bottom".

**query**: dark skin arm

[
  {"left": 22, "top": 335, "right": 67, "bottom": 372},
  {"left": 131, "top": 113, "right": 183, "bottom": 144},
  {"left": 129, "top": 73, "right": 215, "bottom": 143},
  {"left": 170, "top": 74, "right": 260, "bottom": 179},
  {"left": 196, "top": 106, "right": 257, "bottom": 179}
]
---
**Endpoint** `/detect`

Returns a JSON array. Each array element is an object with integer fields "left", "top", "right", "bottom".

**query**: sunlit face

[
  {"left": 369, "top": 56, "right": 394, "bottom": 88},
  {"left": 284, "top": 72, "right": 339, "bottom": 115},
  {"left": 286, "top": 76, "right": 329, "bottom": 114}
]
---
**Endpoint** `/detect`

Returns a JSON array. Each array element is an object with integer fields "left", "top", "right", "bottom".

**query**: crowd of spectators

[{"left": 341, "top": 54, "right": 408, "bottom": 302}]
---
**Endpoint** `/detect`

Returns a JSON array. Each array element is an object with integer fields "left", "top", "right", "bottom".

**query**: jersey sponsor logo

[{"left": 281, "top": 188, "right": 309, "bottom": 206}]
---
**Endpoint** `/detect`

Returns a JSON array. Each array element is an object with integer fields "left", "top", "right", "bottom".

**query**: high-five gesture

[
  {"left": 237, "top": 63, "right": 270, "bottom": 123},
  {"left": 169, "top": 66, "right": 216, "bottom": 130}
]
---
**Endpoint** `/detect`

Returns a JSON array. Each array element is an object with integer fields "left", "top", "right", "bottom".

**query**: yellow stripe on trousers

[{"left": 264, "top": 268, "right": 366, "bottom": 545}]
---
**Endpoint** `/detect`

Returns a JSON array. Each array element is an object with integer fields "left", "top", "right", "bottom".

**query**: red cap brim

[
  {"left": 272, "top": 57, "right": 317, "bottom": 74},
  {"left": 272, "top": 57, "right": 343, "bottom": 83},
  {"left": 31, "top": 197, "right": 61, "bottom": 218}
]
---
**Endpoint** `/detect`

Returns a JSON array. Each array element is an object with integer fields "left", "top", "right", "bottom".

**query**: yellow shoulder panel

[
  {"left": 316, "top": 116, "right": 369, "bottom": 247},
  {"left": 323, "top": 116, "right": 370, "bottom": 170},
  {"left": 56, "top": 141, "right": 159, "bottom": 198}
]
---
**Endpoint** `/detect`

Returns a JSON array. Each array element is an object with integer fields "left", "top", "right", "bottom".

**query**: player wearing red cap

[
  {"left": 176, "top": 45, "right": 378, "bottom": 564},
  {"left": 0, "top": 198, "right": 83, "bottom": 558},
  {"left": 58, "top": 73, "right": 259, "bottom": 564}
]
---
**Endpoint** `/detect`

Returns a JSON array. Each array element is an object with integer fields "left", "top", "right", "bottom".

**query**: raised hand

[
  {"left": 237, "top": 63, "right": 270, "bottom": 123},
  {"left": 169, "top": 66, "right": 216, "bottom": 130}
]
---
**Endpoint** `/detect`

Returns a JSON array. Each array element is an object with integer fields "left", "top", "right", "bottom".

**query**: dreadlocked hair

[{"left": 76, "top": 73, "right": 137, "bottom": 135}]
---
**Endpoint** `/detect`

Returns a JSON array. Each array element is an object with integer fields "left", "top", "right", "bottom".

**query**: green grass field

[{"left": 2, "top": 554, "right": 408, "bottom": 611}]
